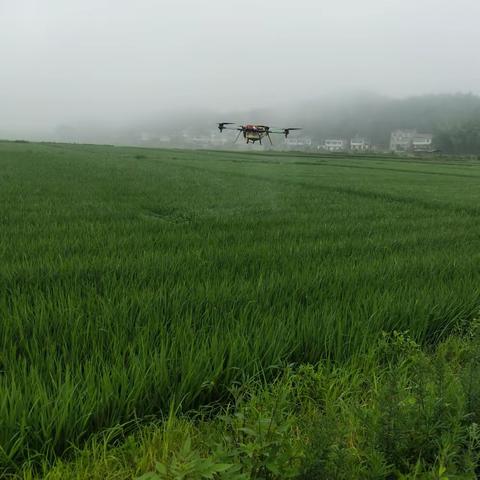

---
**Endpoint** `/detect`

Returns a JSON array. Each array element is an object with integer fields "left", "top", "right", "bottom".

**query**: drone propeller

[
  {"left": 218, "top": 122, "right": 235, "bottom": 132},
  {"left": 283, "top": 128, "right": 301, "bottom": 138}
]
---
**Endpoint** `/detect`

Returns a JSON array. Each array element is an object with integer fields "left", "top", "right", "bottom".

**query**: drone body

[{"left": 218, "top": 123, "right": 301, "bottom": 145}]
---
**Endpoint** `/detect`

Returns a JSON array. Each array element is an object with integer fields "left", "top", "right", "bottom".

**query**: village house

[
  {"left": 350, "top": 137, "right": 370, "bottom": 152},
  {"left": 412, "top": 133, "right": 433, "bottom": 152},
  {"left": 285, "top": 136, "right": 313, "bottom": 149},
  {"left": 390, "top": 129, "right": 434, "bottom": 152},
  {"left": 323, "top": 139, "right": 348, "bottom": 152}
]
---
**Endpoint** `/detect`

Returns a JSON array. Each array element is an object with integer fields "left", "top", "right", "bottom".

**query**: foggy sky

[{"left": 1, "top": 0, "right": 480, "bottom": 138}]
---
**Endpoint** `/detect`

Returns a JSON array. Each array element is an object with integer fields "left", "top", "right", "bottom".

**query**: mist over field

[
  {"left": 1, "top": 0, "right": 480, "bottom": 143},
  {"left": 3, "top": 1, "right": 480, "bottom": 477}
]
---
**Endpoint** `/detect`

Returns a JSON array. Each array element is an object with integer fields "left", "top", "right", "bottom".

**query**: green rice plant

[
  {"left": 10, "top": 328, "right": 480, "bottom": 479},
  {"left": 0, "top": 141, "right": 479, "bottom": 472}
]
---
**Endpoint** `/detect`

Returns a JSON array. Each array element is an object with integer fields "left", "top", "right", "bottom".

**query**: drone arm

[
  {"left": 233, "top": 130, "right": 243, "bottom": 144},
  {"left": 218, "top": 122, "right": 237, "bottom": 132}
]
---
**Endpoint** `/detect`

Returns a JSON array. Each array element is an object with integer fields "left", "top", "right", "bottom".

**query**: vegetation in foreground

[
  {"left": 0, "top": 141, "right": 479, "bottom": 475},
  {"left": 15, "top": 326, "right": 480, "bottom": 479}
]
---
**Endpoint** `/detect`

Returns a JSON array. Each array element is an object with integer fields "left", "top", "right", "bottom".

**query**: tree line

[{"left": 295, "top": 93, "right": 480, "bottom": 154}]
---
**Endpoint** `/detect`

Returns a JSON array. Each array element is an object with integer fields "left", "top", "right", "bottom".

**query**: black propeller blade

[
  {"left": 283, "top": 128, "right": 301, "bottom": 138},
  {"left": 218, "top": 122, "right": 235, "bottom": 132}
]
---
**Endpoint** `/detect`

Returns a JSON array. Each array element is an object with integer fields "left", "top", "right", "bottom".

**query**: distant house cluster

[
  {"left": 350, "top": 137, "right": 371, "bottom": 152},
  {"left": 135, "top": 128, "right": 435, "bottom": 153},
  {"left": 285, "top": 137, "right": 313, "bottom": 148},
  {"left": 320, "top": 137, "right": 371, "bottom": 152},
  {"left": 323, "top": 139, "right": 348, "bottom": 152},
  {"left": 389, "top": 130, "right": 434, "bottom": 152},
  {"left": 318, "top": 130, "right": 434, "bottom": 153}
]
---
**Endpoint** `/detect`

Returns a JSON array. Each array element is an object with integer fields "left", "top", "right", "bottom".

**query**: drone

[{"left": 218, "top": 123, "right": 301, "bottom": 145}]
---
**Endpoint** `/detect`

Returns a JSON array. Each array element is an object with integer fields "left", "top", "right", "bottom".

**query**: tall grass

[{"left": 0, "top": 141, "right": 479, "bottom": 470}]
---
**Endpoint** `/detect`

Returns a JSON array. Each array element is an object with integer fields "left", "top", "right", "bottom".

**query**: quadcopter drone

[{"left": 218, "top": 123, "right": 301, "bottom": 145}]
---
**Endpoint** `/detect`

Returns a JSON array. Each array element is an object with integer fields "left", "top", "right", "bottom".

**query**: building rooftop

[{"left": 413, "top": 133, "right": 433, "bottom": 139}]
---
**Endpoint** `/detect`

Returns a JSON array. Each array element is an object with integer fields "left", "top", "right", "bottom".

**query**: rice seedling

[{"left": 0, "top": 140, "right": 479, "bottom": 471}]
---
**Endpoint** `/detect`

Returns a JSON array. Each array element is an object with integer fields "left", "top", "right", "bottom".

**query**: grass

[
  {"left": 16, "top": 328, "right": 480, "bottom": 479},
  {"left": 0, "top": 141, "right": 479, "bottom": 474}
]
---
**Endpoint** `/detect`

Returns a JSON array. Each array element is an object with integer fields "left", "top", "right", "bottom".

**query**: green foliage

[
  {"left": 300, "top": 92, "right": 480, "bottom": 152},
  {"left": 435, "top": 118, "right": 480, "bottom": 154},
  {"left": 17, "top": 329, "right": 480, "bottom": 479},
  {"left": 79, "top": 330, "right": 480, "bottom": 480},
  {"left": 299, "top": 329, "right": 480, "bottom": 479},
  {"left": 0, "top": 141, "right": 479, "bottom": 473},
  {"left": 137, "top": 380, "right": 303, "bottom": 480},
  {"left": 137, "top": 437, "right": 236, "bottom": 480}
]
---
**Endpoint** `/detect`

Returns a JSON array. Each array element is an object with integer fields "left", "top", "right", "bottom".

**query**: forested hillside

[{"left": 293, "top": 93, "right": 480, "bottom": 153}]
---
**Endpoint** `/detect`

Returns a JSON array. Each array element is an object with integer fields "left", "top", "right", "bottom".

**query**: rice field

[{"left": 1, "top": 140, "right": 479, "bottom": 471}]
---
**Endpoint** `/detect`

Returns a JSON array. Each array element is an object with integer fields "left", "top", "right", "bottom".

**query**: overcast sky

[{"left": 1, "top": 0, "right": 480, "bottom": 136}]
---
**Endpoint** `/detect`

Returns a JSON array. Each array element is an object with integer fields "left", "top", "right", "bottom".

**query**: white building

[
  {"left": 350, "top": 137, "right": 370, "bottom": 152},
  {"left": 390, "top": 130, "right": 416, "bottom": 152},
  {"left": 285, "top": 136, "right": 313, "bottom": 149},
  {"left": 390, "top": 130, "right": 433, "bottom": 152},
  {"left": 412, "top": 133, "right": 433, "bottom": 151},
  {"left": 323, "top": 139, "right": 347, "bottom": 152}
]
